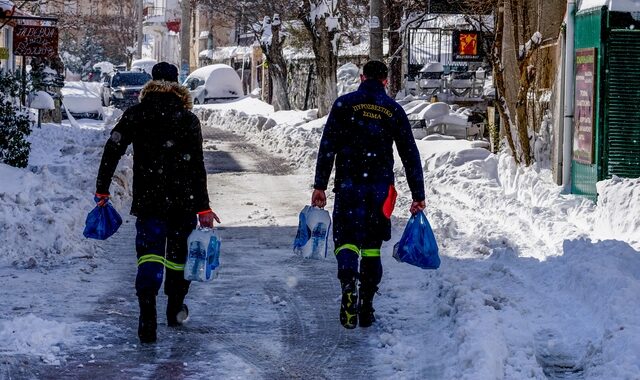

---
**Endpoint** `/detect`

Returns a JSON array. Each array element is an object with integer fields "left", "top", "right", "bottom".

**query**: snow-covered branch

[{"left": 518, "top": 31, "right": 542, "bottom": 61}]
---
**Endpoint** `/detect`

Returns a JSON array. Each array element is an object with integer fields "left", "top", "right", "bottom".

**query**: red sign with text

[{"left": 13, "top": 25, "right": 59, "bottom": 57}]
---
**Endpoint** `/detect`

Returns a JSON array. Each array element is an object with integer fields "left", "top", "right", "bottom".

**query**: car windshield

[{"left": 112, "top": 73, "right": 151, "bottom": 87}]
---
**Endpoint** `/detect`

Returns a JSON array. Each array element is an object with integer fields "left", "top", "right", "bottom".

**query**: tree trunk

[
  {"left": 385, "top": 0, "right": 403, "bottom": 98},
  {"left": 262, "top": 23, "right": 291, "bottom": 111},
  {"left": 180, "top": 0, "right": 191, "bottom": 82},
  {"left": 490, "top": 3, "right": 518, "bottom": 163},
  {"left": 300, "top": 0, "right": 340, "bottom": 117},
  {"left": 310, "top": 21, "right": 338, "bottom": 117}
]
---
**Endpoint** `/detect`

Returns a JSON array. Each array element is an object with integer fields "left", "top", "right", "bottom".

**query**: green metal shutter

[{"left": 604, "top": 30, "right": 640, "bottom": 179}]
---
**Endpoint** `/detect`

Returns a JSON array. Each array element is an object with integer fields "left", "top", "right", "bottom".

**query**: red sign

[
  {"left": 573, "top": 48, "right": 596, "bottom": 164},
  {"left": 452, "top": 30, "right": 481, "bottom": 61},
  {"left": 166, "top": 19, "right": 181, "bottom": 33},
  {"left": 13, "top": 25, "right": 59, "bottom": 57}
]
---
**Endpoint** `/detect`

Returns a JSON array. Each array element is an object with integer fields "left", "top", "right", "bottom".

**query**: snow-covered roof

[
  {"left": 579, "top": 0, "right": 640, "bottom": 11},
  {"left": 199, "top": 46, "right": 253, "bottom": 60},
  {"left": 1, "top": 0, "right": 34, "bottom": 17},
  {"left": 0, "top": 0, "right": 14, "bottom": 13}
]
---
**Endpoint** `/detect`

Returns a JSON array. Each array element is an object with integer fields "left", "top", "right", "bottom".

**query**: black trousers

[{"left": 332, "top": 182, "right": 392, "bottom": 290}]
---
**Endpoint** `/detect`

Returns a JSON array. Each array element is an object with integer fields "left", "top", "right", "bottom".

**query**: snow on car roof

[{"left": 186, "top": 64, "right": 239, "bottom": 80}]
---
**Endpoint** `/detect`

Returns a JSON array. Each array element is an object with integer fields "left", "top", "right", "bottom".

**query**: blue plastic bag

[
  {"left": 393, "top": 212, "right": 440, "bottom": 269},
  {"left": 83, "top": 198, "right": 123, "bottom": 240},
  {"left": 293, "top": 206, "right": 331, "bottom": 259}
]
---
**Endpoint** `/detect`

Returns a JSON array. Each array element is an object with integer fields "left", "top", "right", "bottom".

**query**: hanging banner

[
  {"left": 573, "top": 48, "right": 596, "bottom": 164},
  {"left": 13, "top": 25, "right": 59, "bottom": 57},
  {"left": 452, "top": 30, "right": 481, "bottom": 61}
]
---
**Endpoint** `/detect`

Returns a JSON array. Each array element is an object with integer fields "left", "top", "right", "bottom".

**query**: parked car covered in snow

[
  {"left": 101, "top": 71, "right": 152, "bottom": 109},
  {"left": 131, "top": 58, "right": 157, "bottom": 75},
  {"left": 61, "top": 81, "right": 103, "bottom": 119},
  {"left": 183, "top": 64, "right": 244, "bottom": 104}
]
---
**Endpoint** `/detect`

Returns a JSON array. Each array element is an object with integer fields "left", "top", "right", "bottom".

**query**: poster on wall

[
  {"left": 452, "top": 30, "right": 481, "bottom": 61},
  {"left": 573, "top": 48, "right": 596, "bottom": 164},
  {"left": 13, "top": 25, "right": 59, "bottom": 57}
]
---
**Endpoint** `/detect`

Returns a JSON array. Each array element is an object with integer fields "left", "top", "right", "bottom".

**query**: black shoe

[
  {"left": 358, "top": 288, "right": 377, "bottom": 328},
  {"left": 138, "top": 295, "right": 157, "bottom": 343},
  {"left": 358, "top": 304, "right": 376, "bottom": 328},
  {"left": 167, "top": 296, "right": 189, "bottom": 327},
  {"left": 138, "top": 316, "right": 157, "bottom": 343},
  {"left": 339, "top": 282, "right": 358, "bottom": 329}
]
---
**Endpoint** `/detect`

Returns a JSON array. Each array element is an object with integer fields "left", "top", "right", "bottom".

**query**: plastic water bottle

[
  {"left": 309, "top": 222, "right": 327, "bottom": 259},
  {"left": 206, "top": 234, "right": 221, "bottom": 279},
  {"left": 186, "top": 228, "right": 221, "bottom": 281},
  {"left": 298, "top": 207, "right": 331, "bottom": 259}
]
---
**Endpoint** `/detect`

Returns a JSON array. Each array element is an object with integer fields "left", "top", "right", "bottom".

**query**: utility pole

[
  {"left": 136, "top": 0, "right": 143, "bottom": 59},
  {"left": 369, "top": 0, "right": 383, "bottom": 60},
  {"left": 180, "top": 0, "right": 192, "bottom": 82}
]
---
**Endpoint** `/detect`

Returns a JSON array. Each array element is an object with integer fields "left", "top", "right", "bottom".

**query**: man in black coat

[
  {"left": 312, "top": 60, "right": 425, "bottom": 329},
  {"left": 95, "top": 62, "right": 220, "bottom": 343}
]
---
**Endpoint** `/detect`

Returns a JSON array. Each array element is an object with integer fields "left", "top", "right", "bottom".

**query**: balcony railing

[{"left": 143, "top": 6, "right": 166, "bottom": 21}]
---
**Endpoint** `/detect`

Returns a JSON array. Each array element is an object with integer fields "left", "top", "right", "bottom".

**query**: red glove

[
  {"left": 197, "top": 209, "right": 221, "bottom": 228},
  {"left": 95, "top": 193, "right": 110, "bottom": 207}
]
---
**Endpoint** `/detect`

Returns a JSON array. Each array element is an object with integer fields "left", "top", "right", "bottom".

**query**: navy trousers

[
  {"left": 134, "top": 211, "right": 196, "bottom": 299},
  {"left": 332, "top": 182, "right": 392, "bottom": 290}
]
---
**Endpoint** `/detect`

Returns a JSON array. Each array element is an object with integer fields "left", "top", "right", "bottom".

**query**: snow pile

[
  {"left": 336, "top": 62, "right": 360, "bottom": 96},
  {"left": 195, "top": 100, "right": 321, "bottom": 168},
  {"left": 0, "top": 314, "right": 81, "bottom": 365},
  {"left": 61, "top": 81, "right": 103, "bottom": 114},
  {"left": 0, "top": 121, "right": 131, "bottom": 267},
  {"left": 595, "top": 176, "right": 640, "bottom": 245}
]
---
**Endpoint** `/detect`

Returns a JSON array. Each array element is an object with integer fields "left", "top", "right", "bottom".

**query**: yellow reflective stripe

[
  {"left": 335, "top": 243, "right": 360, "bottom": 256},
  {"left": 165, "top": 259, "right": 185, "bottom": 271},
  {"left": 137, "top": 254, "right": 184, "bottom": 271},
  {"left": 361, "top": 248, "right": 381, "bottom": 257},
  {"left": 138, "top": 254, "right": 165, "bottom": 266}
]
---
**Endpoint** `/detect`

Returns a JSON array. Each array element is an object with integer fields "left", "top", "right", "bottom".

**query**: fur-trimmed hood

[{"left": 139, "top": 80, "right": 193, "bottom": 110}]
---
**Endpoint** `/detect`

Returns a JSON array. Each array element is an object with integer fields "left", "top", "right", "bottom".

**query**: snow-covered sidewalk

[{"left": 0, "top": 96, "right": 638, "bottom": 379}]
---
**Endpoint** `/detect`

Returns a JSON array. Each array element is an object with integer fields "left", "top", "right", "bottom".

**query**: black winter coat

[
  {"left": 313, "top": 79, "right": 425, "bottom": 201},
  {"left": 96, "top": 80, "right": 210, "bottom": 217}
]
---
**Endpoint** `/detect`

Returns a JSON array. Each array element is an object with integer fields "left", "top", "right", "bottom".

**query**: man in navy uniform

[{"left": 311, "top": 60, "right": 425, "bottom": 329}]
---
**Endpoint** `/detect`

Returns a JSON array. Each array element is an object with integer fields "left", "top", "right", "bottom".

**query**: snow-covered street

[{"left": 0, "top": 97, "right": 639, "bottom": 379}]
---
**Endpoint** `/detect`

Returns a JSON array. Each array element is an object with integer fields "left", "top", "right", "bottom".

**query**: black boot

[
  {"left": 138, "top": 295, "right": 157, "bottom": 343},
  {"left": 358, "top": 287, "right": 377, "bottom": 328},
  {"left": 339, "top": 280, "right": 358, "bottom": 329},
  {"left": 167, "top": 295, "right": 189, "bottom": 327}
]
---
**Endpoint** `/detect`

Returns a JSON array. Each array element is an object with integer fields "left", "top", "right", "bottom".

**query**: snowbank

[
  {"left": 61, "top": 81, "right": 103, "bottom": 115},
  {"left": 0, "top": 314, "right": 82, "bottom": 365},
  {"left": 0, "top": 121, "right": 132, "bottom": 267},
  {"left": 595, "top": 176, "right": 640, "bottom": 246}
]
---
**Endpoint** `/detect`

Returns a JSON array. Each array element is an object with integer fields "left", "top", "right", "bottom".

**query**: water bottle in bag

[{"left": 185, "top": 227, "right": 221, "bottom": 281}]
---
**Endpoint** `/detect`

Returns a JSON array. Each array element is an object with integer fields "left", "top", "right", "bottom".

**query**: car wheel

[{"left": 194, "top": 98, "right": 200, "bottom": 105}]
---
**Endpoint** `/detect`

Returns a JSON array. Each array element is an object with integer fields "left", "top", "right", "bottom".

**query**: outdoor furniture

[
  {"left": 418, "top": 62, "right": 444, "bottom": 97},
  {"left": 447, "top": 71, "right": 475, "bottom": 97}
]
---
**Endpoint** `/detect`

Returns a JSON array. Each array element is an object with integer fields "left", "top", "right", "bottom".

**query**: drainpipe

[{"left": 562, "top": 0, "right": 576, "bottom": 193}]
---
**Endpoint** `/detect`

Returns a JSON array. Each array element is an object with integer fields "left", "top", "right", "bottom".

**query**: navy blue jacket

[{"left": 313, "top": 79, "right": 425, "bottom": 201}]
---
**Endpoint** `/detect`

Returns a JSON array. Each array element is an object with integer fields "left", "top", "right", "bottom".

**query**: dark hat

[{"left": 152, "top": 62, "right": 179, "bottom": 82}]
